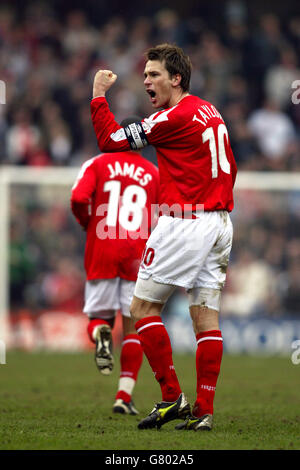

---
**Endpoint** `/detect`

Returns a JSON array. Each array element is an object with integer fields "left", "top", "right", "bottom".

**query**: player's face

[{"left": 144, "top": 60, "right": 174, "bottom": 109}]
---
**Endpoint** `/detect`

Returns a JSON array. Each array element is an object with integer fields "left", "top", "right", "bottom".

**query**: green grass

[{"left": 0, "top": 351, "right": 299, "bottom": 450}]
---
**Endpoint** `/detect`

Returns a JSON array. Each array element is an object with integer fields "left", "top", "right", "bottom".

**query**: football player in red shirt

[
  {"left": 71, "top": 116, "right": 159, "bottom": 415},
  {"left": 90, "top": 44, "right": 237, "bottom": 431}
]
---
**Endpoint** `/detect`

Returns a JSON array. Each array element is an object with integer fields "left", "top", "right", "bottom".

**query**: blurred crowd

[
  {"left": 219, "top": 189, "right": 300, "bottom": 317},
  {"left": 0, "top": 0, "right": 299, "bottom": 170},
  {"left": 2, "top": 1, "right": 300, "bottom": 322},
  {"left": 9, "top": 186, "right": 85, "bottom": 315},
  {"left": 164, "top": 188, "right": 300, "bottom": 319},
  {"left": 9, "top": 185, "right": 300, "bottom": 319}
]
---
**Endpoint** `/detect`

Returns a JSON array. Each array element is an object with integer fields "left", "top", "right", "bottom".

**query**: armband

[{"left": 124, "top": 122, "right": 149, "bottom": 150}]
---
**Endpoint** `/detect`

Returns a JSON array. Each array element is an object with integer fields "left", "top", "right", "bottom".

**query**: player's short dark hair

[
  {"left": 145, "top": 43, "right": 192, "bottom": 92},
  {"left": 121, "top": 115, "right": 142, "bottom": 127}
]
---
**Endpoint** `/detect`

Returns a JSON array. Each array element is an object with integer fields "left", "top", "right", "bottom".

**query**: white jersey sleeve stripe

[{"left": 110, "top": 128, "right": 127, "bottom": 142}]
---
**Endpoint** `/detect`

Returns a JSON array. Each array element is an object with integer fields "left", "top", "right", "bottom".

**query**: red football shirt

[
  {"left": 91, "top": 95, "right": 237, "bottom": 213},
  {"left": 71, "top": 151, "right": 159, "bottom": 280}
]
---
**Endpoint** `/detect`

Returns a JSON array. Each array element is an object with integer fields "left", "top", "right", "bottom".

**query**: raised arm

[{"left": 91, "top": 70, "right": 149, "bottom": 153}]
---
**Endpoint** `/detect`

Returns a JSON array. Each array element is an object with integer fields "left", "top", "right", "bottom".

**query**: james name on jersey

[{"left": 107, "top": 161, "right": 153, "bottom": 187}]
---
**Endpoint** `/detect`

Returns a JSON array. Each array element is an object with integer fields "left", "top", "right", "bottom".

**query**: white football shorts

[
  {"left": 83, "top": 278, "right": 135, "bottom": 318},
  {"left": 134, "top": 211, "right": 233, "bottom": 305}
]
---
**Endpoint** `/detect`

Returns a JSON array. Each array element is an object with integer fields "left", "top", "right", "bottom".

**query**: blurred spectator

[
  {"left": 230, "top": 120, "right": 261, "bottom": 169},
  {"left": 153, "top": 8, "right": 187, "bottom": 46},
  {"left": 281, "top": 261, "right": 300, "bottom": 316},
  {"left": 10, "top": 221, "right": 37, "bottom": 310},
  {"left": 40, "top": 257, "right": 84, "bottom": 311},
  {"left": 286, "top": 16, "right": 300, "bottom": 52},
  {"left": 62, "top": 10, "right": 98, "bottom": 55},
  {"left": 198, "top": 31, "right": 235, "bottom": 106},
  {"left": 244, "top": 13, "right": 285, "bottom": 105},
  {"left": 221, "top": 249, "right": 278, "bottom": 317},
  {"left": 47, "top": 121, "right": 71, "bottom": 164},
  {"left": 264, "top": 47, "right": 300, "bottom": 111},
  {"left": 247, "top": 99, "right": 297, "bottom": 169},
  {"left": 6, "top": 107, "right": 44, "bottom": 165}
]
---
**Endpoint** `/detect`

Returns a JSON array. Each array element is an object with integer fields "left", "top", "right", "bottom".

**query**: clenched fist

[{"left": 93, "top": 70, "right": 118, "bottom": 98}]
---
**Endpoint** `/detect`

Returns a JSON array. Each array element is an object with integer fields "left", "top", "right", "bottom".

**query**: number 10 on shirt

[{"left": 202, "top": 124, "right": 231, "bottom": 178}]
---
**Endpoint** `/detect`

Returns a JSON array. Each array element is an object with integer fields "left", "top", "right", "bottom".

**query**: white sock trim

[
  {"left": 118, "top": 377, "right": 136, "bottom": 395},
  {"left": 197, "top": 336, "right": 223, "bottom": 345},
  {"left": 136, "top": 322, "right": 163, "bottom": 334},
  {"left": 122, "top": 339, "right": 141, "bottom": 346}
]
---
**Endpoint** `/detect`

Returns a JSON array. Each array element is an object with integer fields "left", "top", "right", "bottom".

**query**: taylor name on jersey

[{"left": 91, "top": 95, "right": 237, "bottom": 212}]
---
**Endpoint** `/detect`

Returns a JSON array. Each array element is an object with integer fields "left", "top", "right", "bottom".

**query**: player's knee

[
  {"left": 130, "top": 296, "right": 162, "bottom": 323},
  {"left": 122, "top": 315, "right": 136, "bottom": 336},
  {"left": 187, "top": 287, "right": 221, "bottom": 311},
  {"left": 188, "top": 287, "right": 221, "bottom": 334},
  {"left": 130, "top": 296, "right": 143, "bottom": 322}
]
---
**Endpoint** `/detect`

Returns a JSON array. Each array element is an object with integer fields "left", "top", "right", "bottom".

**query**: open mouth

[{"left": 147, "top": 90, "right": 156, "bottom": 102}]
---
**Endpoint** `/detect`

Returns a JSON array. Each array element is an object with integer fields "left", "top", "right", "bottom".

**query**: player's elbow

[
  {"left": 98, "top": 142, "right": 110, "bottom": 153},
  {"left": 70, "top": 190, "right": 89, "bottom": 205},
  {"left": 97, "top": 138, "right": 117, "bottom": 153},
  {"left": 96, "top": 129, "right": 129, "bottom": 153}
]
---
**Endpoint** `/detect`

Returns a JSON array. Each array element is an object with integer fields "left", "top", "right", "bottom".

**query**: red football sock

[
  {"left": 87, "top": 318, "right": 110, "bottom": 343},
  {"left": 135, "top": 315, "right": 181, "bottom": 402},
  {"left": 193, "top": 329, "right": 223, "bottom": 417},
  {"left": 115, "top": 334, "right": 143, "bottom": 403}
]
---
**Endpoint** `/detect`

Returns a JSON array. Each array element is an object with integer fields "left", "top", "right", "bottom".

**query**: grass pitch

[{"left": 0, "top": 350, "right": 299, "bottom": 450}]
